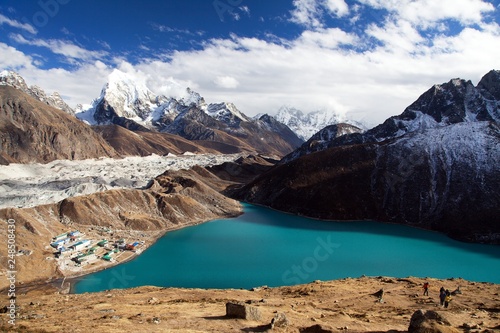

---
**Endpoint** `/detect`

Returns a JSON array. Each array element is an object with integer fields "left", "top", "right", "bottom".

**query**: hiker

[
  {"left": 423, "top": 282, "right": 429, "bottom": 296},
  {"left": 444, "top": 290, "right": 452, "bottom": 308},
  {"left": 439, "top": 287, "right": 446, "bottom": 306}
]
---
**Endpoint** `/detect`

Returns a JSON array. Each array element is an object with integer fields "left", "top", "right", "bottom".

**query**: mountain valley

[{"left": 0, "top": 69, "right": 499, "bottom": 333}]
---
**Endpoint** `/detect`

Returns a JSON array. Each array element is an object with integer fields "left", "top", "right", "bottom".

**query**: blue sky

[{"left": 1, "top": 0, "right": 499, "bottom": 125}]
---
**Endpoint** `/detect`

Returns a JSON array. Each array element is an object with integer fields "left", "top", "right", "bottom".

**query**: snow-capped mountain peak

[
  {"left": 0, "top": 70, "right": 29, "bottom": 92},
  {"left": 0, "top": 70, "right": 75, "bottom": 115},
  {"left": 77, "top": 69, "right": 255, "bottom": 129},
  {"left": 180, "top": 87, "right": 206, "bottom": 109},
  {"left": 99, "top": 69, "right": 157, "bottom": 120},
  {"left": 275, "top": 106, "right": 344, "bottom": 141},
  {"left": 206, "top": 102, "right": 250, "bottom": 126}
]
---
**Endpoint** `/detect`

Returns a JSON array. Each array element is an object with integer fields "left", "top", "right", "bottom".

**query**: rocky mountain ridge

[
  {"left": 234, "top": 70, "right": 500, "bottom": 243},
  {"left": 0, "top": 70, "right": 75, "bottom": 115},
  {"left": 283, "top": 70, "right": 500, "bottom": 163},
  {"left": 77, "top": 69, "right": 303, "bottom": 156},
  {"left": 0, "top": 85, "right": 118, "bottom": 165},
  {"left": 281, "top": 123, "right": 363, "bottom": 162}
]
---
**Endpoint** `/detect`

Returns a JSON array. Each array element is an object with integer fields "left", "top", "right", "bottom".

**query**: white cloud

[
  {"left": 366, "top": 19, "right": 425, "bottom": 53},
  {"left": 240, "top": 6, "right": 251, "bottom": 16},
  {"left": 10, "top": 34, "right": 107, "bottom": 63},
  {"left": 15, "top": 60, "right": 112, "bottom": 106},
  {"left": 214, "top": 76, "right": 240, "bottom": 89},
  {"left": 358, "top": 0, "right": 494, "bottom": 29},
  {"left": 290, "top": 0, "right": 350, "bottom": 29},
  {"left": 324, "top": 0, "right": 349, "bottom": 17},
  {"left": 0, "top": 13, "right": 37, "bottom": 34},
  {"left": 290, "top": 0, "right": 325, "bottom": 29},
  {"left": 298, "top": 28, "right": 358, "bottom": 49},
  {"left": 3, "top": 0, "right": 499, "bottom": 127},
  {"left": 0, "top": 42, "right": 35, "bottom": 70}
]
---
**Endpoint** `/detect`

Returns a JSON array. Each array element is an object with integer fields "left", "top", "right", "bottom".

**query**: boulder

[
  {"left": 408, "top": 310, "right": 460, "bottom": 333},
  {"left": 271, "top": 312, "right": 289, "bottom": 329},
  {"left": 225, "top": 302, "right": 262, "bottom": 321},
  {"left": 299, "top": 324, "right": 335, "bottom": 333}
]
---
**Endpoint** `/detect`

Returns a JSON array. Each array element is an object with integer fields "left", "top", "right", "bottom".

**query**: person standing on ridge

[
  {"left": 423, "top": 282, "right": 429, "bottom": 296},
  {"left": 439, "top": 287, "right": 446, "bottom": 306}
]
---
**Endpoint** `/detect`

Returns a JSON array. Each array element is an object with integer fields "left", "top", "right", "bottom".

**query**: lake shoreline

[{"left": 71, "top": 204, "right": 500, "bottom": 294}]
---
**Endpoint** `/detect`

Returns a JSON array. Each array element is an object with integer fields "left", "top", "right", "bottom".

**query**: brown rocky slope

[
  {"left": 91, "top": 124, "right": 230, "bottom": 156},
  {"left": 0, "top": 165, "right": 244, "bottom": 290},
  {"left": 0, "top": 86, "right": 119, "bottom": 165},
  {"left": 0, "top": 85, "right": 260, "bottom": 165},
  {"left": 2, "top": 277, "right": 499, "bottom": 333}
]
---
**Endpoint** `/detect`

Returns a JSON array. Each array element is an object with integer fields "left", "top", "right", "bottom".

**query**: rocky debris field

[{"left": 0, "top": 153, "right": 241, "bottom": 209}]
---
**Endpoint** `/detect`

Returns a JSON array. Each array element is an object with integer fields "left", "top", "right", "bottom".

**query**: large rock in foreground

[
  {"left": 225, "top": 302, "right": 262, "bottom": 321},
  {"left": 409, "top": 310, "right": 460, "bottom": 333}
]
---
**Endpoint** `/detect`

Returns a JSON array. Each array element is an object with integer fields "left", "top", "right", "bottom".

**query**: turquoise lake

[{"left": 73, "top": 204, "right": 500, "bottom": 293}]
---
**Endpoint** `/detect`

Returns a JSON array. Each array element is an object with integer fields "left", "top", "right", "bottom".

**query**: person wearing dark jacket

[{"left": 439, "top": 287, "right": 446, "bottom": 306}]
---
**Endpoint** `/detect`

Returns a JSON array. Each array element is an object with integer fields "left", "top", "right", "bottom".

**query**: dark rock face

[
  {"left": 286, "top": 71, "right": 500, "bottom": 163},
  {"left": 157, "top": 107, "right": 303, "bottom": 156},
  {"left": 234, "top": 71, "right": 500, "bottom": 243},
  {"left": 371, "top": 122, "right": 500, "bottom": 242},
  {"left": 234, "top": 122, "right": 500, "bottom": 243},
  {"left": 257, "top": 114, "right": 304, "bottom": 148},
  {"left": 282, "top": 123, "right": 363, "bottom": 162},
  {"left": 299, "top": 324, "right": 336, "bottom": 333},
  {"left": 0, "top": 86, "right": 117, "bottom": 164},
  {"left": 207, "top": 154, "right": 277, "bottom": 189},
  {"left": 477, "top": 69, "right": 500, "bottom": 100},
  {"left": 234, "top": 143, "right": 381, "bottom": 220}
]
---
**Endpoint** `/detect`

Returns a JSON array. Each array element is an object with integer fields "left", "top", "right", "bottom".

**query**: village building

[{"left": 70, "top": 239, "right": 91, "bottom": 251}]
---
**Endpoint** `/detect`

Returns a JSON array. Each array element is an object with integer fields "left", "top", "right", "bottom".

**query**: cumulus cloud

[
  {"left": 324, "top": 0, "right": 349, "bottom": 17},
  {"left": 0, "top": 42, "right": 35, "bottom": 70},
  {"left": 297, "top": 28, "right": 359, "bottom": 49},
  {"left": 15, "top": 60, "right": 113, "bottom": 106}
]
